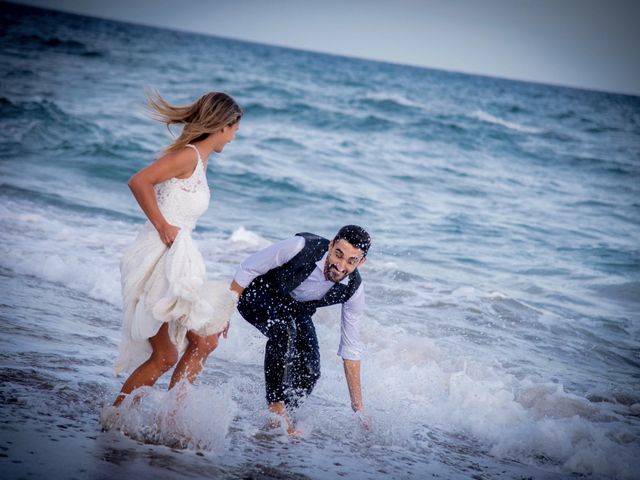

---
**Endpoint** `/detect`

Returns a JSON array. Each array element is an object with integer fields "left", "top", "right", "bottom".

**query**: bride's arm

[{"left": 127, "top": 148, "right": 197, "bottom": 246}]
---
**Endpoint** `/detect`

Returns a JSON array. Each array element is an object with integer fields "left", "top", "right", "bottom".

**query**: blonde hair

[{"left": 146, "top": 89, "right": 243, "bottom": 154}]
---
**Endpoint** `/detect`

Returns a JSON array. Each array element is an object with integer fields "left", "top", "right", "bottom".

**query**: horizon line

[{"left": 7, "top": 0, "right": 640, "bottom": 98}]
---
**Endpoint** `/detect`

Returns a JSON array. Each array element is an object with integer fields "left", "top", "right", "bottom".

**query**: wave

[
  {"left": 243, "top": 100, "right": 399, "bottom": 132},
  {"left": 0, "top": 183, "right": 128, "bottom": 220},
  {"left": 237, "top": 82, "right": 302, "bottom": 100},
  {"left": 359, "top": 314, "right": 640, "bottom": 479},
  {"left": 565, "top": 154, "right": 639, "bottom": 176},
  {"left": 242, "top": 100, "right": 315, "bottom": 118},
  {"left": 260, "top": 136, "right": 307, "bottom": 151},
  {"left": 0, "top": 97, "right": 103, "bottom": 148},
  {"left": 471, "top": 110, "right": 543, "bottom": 134},
  {"left": 4, "top": 33, "right": 104, "bottom": 57},
  {"left": 359, "top": 91, "right": 425, "bottom": 112},
  {"left": 2, "top": 68, "right": 36, "bottom": 79},
  {"left": 0, "top": 96, "right": 80, "bottom": 125},
  {"left": 225, "top": 169, "right": 309, "bottom": 200},
  {"left": 0, "top": 190, "right": 271, "bottom": 308},
  {"left": 591, "top": 281, "right": 640, "bottom": 305}
]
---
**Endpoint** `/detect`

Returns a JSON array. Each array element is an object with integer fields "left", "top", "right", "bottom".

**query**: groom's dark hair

[{"left": 333, "top": 225, "right": 371, "bottom": 256}]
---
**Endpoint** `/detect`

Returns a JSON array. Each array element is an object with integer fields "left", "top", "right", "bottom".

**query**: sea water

[{"left": 1, "top": 3, "right": 639, "bottom": 479}]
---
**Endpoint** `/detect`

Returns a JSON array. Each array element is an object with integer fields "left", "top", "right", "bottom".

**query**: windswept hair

[
  {"left": 146, "top": 89, "right": 243, "bottom": 154},
  {"left": 334, "top": 225, "right": 371, "bottom": 256}
]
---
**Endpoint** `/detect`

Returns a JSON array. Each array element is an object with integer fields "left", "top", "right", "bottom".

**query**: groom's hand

[{"left": 356, "top": 410, "right": 372, "bottom": 431}]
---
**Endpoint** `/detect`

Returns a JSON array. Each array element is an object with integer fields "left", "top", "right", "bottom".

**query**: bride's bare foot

[{"left": 100, "top": 405, "right": 121, "bottom": 431}]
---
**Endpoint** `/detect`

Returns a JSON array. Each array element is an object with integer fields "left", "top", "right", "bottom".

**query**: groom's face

[{"left": 324, "top": 239, "right": 366, "bottom": 283}]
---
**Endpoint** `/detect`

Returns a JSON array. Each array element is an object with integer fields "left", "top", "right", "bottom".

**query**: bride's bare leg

[
  {"left": 113, "top": 323, "right": 179, "bottom": 406},
  {"left": 169, "top": 330, "right": 219, "bottom": 389}
]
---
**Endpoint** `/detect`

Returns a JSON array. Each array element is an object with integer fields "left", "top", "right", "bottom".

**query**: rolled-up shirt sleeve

[
  {"left": 233, "top": 236, "right": 305, "bottom": 288},
  {"left": 337, "top": 283, "right": 365, "bottom": 360}
]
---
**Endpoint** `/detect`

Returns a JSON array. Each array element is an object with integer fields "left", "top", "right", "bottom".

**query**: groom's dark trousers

[{"left": 237, "top": 279, "right": 321, "bottom": 407}]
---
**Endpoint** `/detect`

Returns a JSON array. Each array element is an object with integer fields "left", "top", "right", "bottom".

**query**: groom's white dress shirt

[{"left": 233, "top": 236, "right": 364, "bottom": 360}]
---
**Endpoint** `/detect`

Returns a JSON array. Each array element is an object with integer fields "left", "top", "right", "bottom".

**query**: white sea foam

[
  {"left": 0, "top": 198, "right": 127, "bottom": 306},
  {"left": 356, "top": 318, "right": 640, "bottom": 478},
  {"left": 303, "top": 304, "right": 640, "bottom": 479},
  {"left": 101, "top": 381, "right": 235, "bottom": 452},
  {"left": 471, "top": 109, "right": 543, "bottom": 134},
  {"left": 228, "top": 225, "right": 270, "bottom": 249},
  {"left": 0, "top": 198, "right": 270, "bottom": 307}
]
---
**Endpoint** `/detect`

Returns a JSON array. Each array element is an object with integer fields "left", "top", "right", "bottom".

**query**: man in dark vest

[{"left": 230, "top": 225, "right": 370, "bottom": 434}]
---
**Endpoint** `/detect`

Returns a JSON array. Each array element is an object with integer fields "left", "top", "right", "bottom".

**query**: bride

[{"left": 111, "top": 90, "right": 242, "bottom": 407}]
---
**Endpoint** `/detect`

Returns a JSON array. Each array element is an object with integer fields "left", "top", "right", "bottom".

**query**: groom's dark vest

[{"left": 240, "top": 232, "right": 362, "bottom": 318}]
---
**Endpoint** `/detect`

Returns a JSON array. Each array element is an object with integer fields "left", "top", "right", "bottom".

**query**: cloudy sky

[{"left": 12, "top": 0, "right": 640, "bottom": 96}]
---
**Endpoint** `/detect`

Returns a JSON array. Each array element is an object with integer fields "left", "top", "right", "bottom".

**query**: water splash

[{"left": 101, "top": 382, "right": 236, "bottom": 452}]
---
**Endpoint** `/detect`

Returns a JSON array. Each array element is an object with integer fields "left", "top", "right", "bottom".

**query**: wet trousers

[{"left": 238, "top": 285, "right": 321, "bottom": 407}]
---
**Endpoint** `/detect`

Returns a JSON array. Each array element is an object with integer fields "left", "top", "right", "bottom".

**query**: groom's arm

[
  {"left": 231, "top": 236, "right": 305, "bottom": 292},
  {"left": 343, "top": 359, "right": 364, "bottom": 412},
  {"left": 339, "top": 284, "right": 365, "bottom": 411}
]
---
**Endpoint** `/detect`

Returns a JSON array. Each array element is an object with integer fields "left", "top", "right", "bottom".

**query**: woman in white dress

[{"left": 112, "top": 90, "right": 242, "bottom": 407}]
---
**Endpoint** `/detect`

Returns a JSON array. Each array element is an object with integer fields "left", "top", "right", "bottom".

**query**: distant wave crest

[
  {"left": 471, "top": 110, "right": 542, "bottom": 134},
  {"left": 361, "top": 91, "right": 424, "bottom": 111},
  {"left": 11, "top": 33, "right": 104, "bottom": 57}
]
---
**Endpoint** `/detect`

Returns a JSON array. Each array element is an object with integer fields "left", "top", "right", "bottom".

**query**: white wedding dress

[{"left": 114, "top": 144, "right": 234, "bottom": 375}]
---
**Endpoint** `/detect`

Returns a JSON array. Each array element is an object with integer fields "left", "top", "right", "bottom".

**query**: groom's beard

[{"left": 324, "top": 260, "right": 348, "bottom": 283}]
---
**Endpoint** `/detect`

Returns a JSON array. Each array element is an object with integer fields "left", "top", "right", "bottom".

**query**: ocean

[{"left": 1, "top": 2, "right": 639, "bottom": 479}]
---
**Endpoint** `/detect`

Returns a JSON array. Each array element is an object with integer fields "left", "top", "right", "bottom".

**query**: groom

[{"left": 230, "top": 225, "right": 370, "bottom": 433}]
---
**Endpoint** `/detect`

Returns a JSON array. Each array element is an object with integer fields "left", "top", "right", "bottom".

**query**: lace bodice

[{"left": 154, "top": 144, "right": 210, "bottom": 231}]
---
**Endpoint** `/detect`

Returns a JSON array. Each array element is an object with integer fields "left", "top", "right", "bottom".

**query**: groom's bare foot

[
  {"left": 286, "top": 425, "right": 304, "bottom": 437},
  {"left": 268, "top": 401, "right": 303, "bottom": 437}
]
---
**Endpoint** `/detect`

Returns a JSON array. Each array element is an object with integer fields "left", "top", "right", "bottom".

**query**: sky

[{"left": 10, "top": 0, "right": 640, "bottom": 96}]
